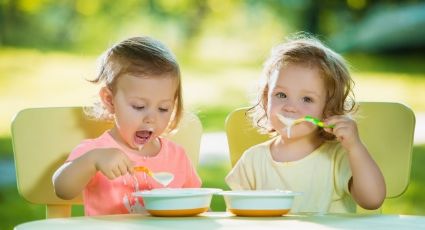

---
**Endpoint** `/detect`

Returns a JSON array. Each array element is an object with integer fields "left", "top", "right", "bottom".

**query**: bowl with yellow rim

[
  {"left": 133, "top": 188, "right": 222, "bottom": 217},
  {"left": 218, "top": 190, "right": 301, "bottom": 217}
]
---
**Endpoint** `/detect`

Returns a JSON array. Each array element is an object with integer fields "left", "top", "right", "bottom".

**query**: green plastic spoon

[{"left": 302, "top": 115, "right": 335, "bottom": 128}]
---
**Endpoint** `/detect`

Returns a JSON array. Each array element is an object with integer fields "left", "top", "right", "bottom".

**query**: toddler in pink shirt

[{"left": 53, "top": 36, "right": 201, "bottom": 215}]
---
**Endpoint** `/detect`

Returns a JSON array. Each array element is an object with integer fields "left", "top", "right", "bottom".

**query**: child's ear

[{"left": 100, "top": 86, "right": 114, "bottom": 113}]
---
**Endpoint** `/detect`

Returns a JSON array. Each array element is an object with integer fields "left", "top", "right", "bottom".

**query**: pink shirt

[{"left": 67, "top": 131, "right": 202, "bottom": 216}]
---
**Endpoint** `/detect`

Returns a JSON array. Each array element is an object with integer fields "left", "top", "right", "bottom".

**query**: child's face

[
  {"left": 267, "top": 63, "right": 327, "bottom": 139},
  {"left": 106, "top": 74, "right": 177, "bottom": 150}
]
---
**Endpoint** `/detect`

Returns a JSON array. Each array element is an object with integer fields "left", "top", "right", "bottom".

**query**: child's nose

[
  {"left": 282, "top": 101, "right": 297, "bottom": 112},
  {"left": 143, "top": 110, "right": 156, "bottom": 123}
]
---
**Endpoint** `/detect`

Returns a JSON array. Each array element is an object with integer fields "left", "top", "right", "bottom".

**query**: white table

[{"left": 14, "top": 212, "right": 425, "bottom": 230}]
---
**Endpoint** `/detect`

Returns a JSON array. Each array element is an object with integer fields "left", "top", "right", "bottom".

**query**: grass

[
  {"left": 0, "top": 137, "right": 13, "bottom": 157},
  {"left": 382, "top": 145, "right": 425, "bottom": 214},
  {"left": 196, "top": 106, "right": 241, "bottom": 132},
  {"left": 197, "top": 163, "right": 231, "bottom": 211}
]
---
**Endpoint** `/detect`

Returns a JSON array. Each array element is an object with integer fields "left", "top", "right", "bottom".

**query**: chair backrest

[
  {"left": 225, "top": 102, "right": 415, "bottom": 199},
  {"left": 11, "top": 107, "right": 202, "bottom": 218}
]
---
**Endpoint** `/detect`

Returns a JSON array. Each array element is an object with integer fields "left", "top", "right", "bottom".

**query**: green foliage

[
  {"left": 197, "top": 162, "right": 231, "bottom": 211},
  {"left": 347, "top": 54, "right": 425, "bottom": 75},
  {"left": 382, "top": 145, "right": 425, "bottom": 214},
  {"left": 0, "top": 137, "right": 12, "bottom": 157},
  {"left": 4, "top": 0, "right": 411, "bottom": 54},
  {"left": 0, "top": 186, "right": 44, "bottom": 230},
  {"left": 0, "top": 0, "right": 215, "bottom": 53},
  {"left": 0, "top": 185, "right": 82, "bottom": 229},
  {"left": 196, "top": 106, "right": 234, "bottom": 132}
]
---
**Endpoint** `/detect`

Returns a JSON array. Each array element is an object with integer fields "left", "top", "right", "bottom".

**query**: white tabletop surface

[{"left": 14, "top": 212, "right": 425, "bottom": 230}]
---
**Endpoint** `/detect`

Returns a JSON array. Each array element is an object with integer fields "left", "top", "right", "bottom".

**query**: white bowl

[
  {"left": 219, "top": 190, "right": 301, "bottom": 217},
  {"left": 133, "top": 188, "right": 222, "bottom": 217}
]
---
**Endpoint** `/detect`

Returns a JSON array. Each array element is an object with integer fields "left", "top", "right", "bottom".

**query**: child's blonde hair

[
  {"left": 249, "top": 33, "right": 356, "bottom": 140},
  {"left": 85, "top": 36, "right": 183, "bottom": 133}
]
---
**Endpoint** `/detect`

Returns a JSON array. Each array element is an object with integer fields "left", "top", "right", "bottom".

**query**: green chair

[
  {"left": 225, "top": 102, "right": 415, "bottom": 212},
  {"left": 11, "top": 107, "right": 203, "bottom": 218}
]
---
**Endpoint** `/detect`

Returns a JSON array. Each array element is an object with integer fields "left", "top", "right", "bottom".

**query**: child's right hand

[
  {"left": 92, "top": 148, "right": 134, "bottom": 180},
  {"left": 323, "top": 115, "right": 361, "bottom": 152}
]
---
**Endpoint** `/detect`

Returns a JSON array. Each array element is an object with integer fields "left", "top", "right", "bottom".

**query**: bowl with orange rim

[
  {"left": 133, "top": 188, "right": 222, "bottom": 217},
  {"left": 219, "top": 190, "right": 301, "bottom": 217}
]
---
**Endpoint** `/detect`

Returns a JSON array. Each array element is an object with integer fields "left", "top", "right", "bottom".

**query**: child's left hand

[{"left": 323, "top": 115, "right": 362, "bottom": 151}]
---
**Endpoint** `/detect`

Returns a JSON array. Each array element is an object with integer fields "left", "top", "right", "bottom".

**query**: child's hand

[
  {"left": 92, "top": 148, "right": 134, "bottom": 180},
  {"left": 323, "top": 115, "right": 362, "bottom": 151}
]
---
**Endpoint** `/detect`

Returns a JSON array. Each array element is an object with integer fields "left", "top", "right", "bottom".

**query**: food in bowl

[
  {"left": 133, "top": 188, "right": 222, "bottom": 217},
  {"left": 219, "top": 190, "right": 301, "bottom": 217}
]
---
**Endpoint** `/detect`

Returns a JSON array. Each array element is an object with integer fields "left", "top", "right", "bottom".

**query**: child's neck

[
  {"left": 133, "top": 138, "right": 161, "bottom": 158},
  {"left": 271, "top": 134, "right": 323, "bottom": 162}
]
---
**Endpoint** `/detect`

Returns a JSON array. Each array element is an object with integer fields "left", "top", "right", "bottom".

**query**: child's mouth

[{"left": 134, "top": 130, "right": 153, "bottom": 145}]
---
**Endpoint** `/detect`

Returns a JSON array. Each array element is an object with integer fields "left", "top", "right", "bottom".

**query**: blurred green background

[{"left": 1, "top": 0, "right": 425, "bottom": 229}]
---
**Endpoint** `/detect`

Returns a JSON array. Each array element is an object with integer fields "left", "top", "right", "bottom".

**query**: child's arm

[
  {"left": 325, "top": 115, "right": 386, "bottom": 210},
  {"left": 53, "top": 148, "right": 134, "bottom": 200}
]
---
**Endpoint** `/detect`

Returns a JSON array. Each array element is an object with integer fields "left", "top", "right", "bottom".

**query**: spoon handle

[
  {"left": 134, "top": 166, "right": 153, "bottom": 176},
  {"left": 304, "top": 116, "right": 335, "bottom": 128}
]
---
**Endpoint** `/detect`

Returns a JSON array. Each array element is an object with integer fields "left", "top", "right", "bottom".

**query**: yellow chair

[
  {"left": 11, "top": 107, "right": 203, "bottom": 218},
  {"left": 225, "top": 102, "right": 415, "bottom": 201}
]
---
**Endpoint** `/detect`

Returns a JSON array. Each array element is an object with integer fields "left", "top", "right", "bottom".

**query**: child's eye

[
  {"left": 303, "top": 97, "right": 313, "bottom": 103},
  {"left": 275, "top": 92, "right": 286, "bottom": 99},
  {"left": 132, "top": 105, "right": 145, "bottom": 110},
  {"left": 159, "top": 108, "right": 169, "bottom": 112}
]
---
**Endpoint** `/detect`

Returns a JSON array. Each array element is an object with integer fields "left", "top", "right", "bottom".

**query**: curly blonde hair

[
  {"left": 248, "top": 33, "right": 356, "bottom": 140},
  {"left": 84, "top": 36, "right": 183, "bottom": 133}
]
